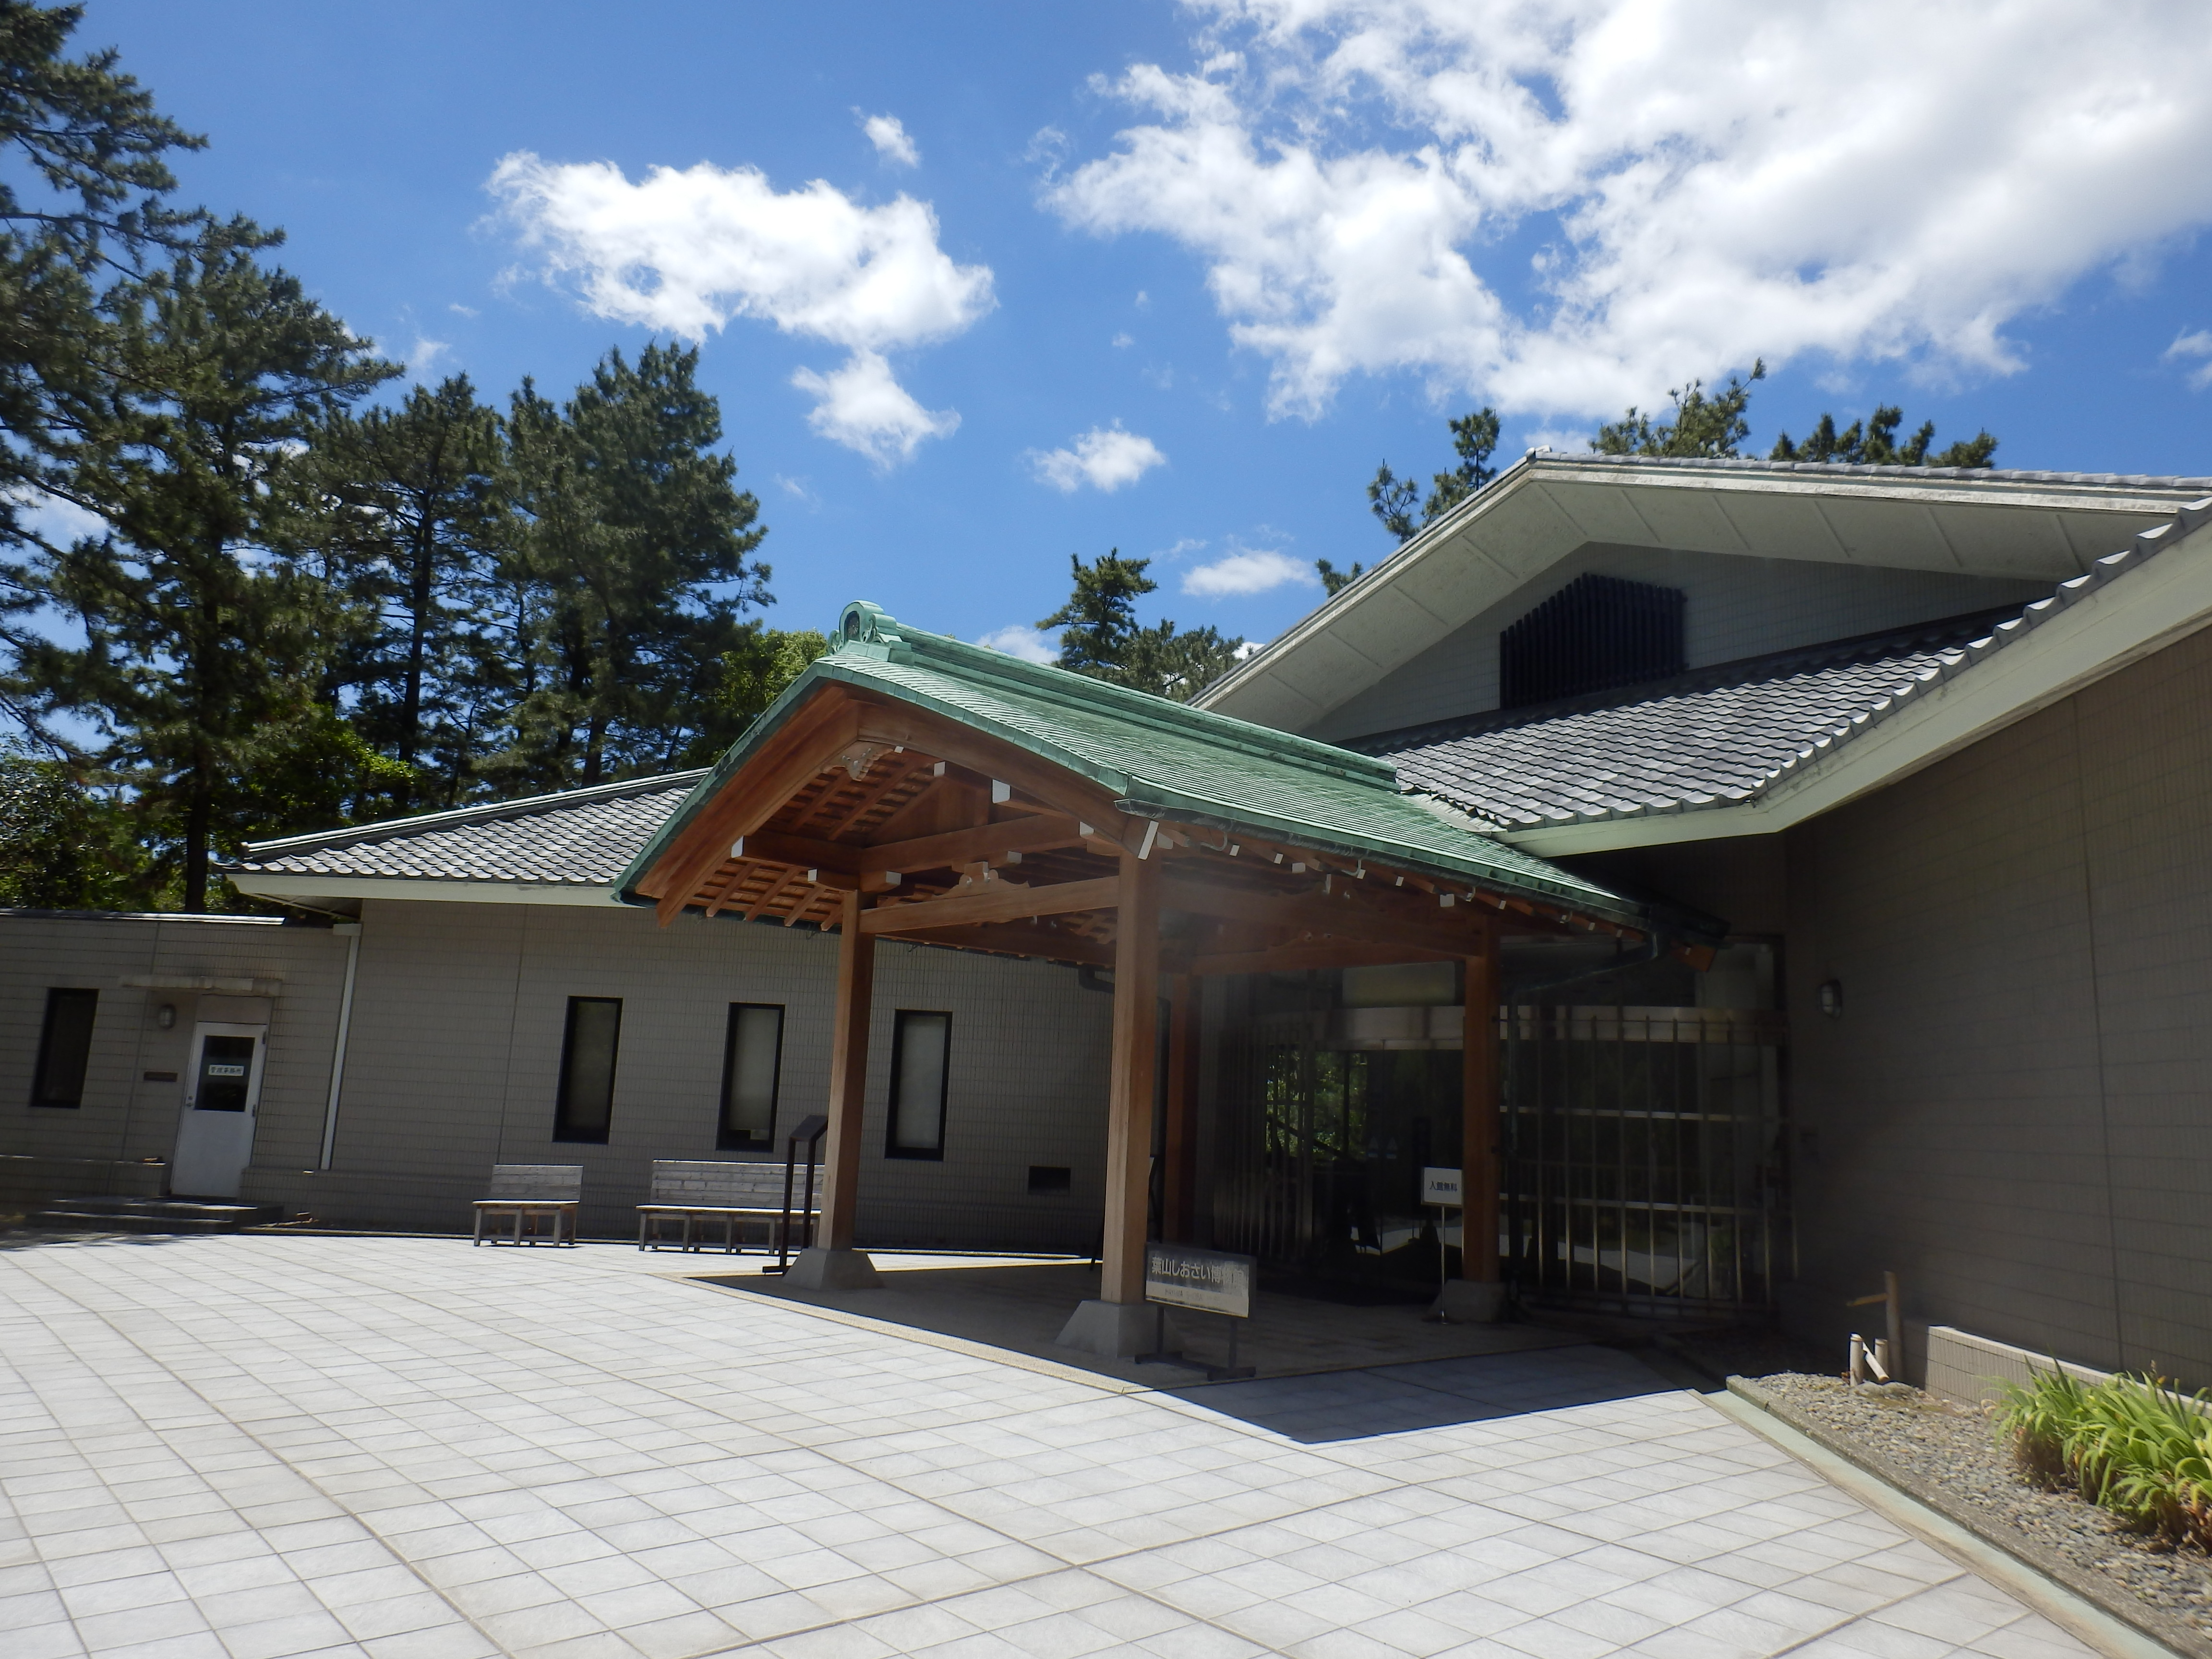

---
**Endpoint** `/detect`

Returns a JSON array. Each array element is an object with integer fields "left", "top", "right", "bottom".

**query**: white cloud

[
  {"left": 488, "top": 151, "right": 992, "bottom": 461},
  {"left": 407, "top": 336, "right": 451, "bottom": 380},
  {"left": 791, "top": 350, "right": 960, "bottom": 467},
  {"left": 2169, "top": 329, "right": 2212, "bottom": 390},
  {"left": 1182, "top": 547, "right": 1314, "bottom": 597},
  {"left": 447, "top": 302, "right": 479, "bottom": 319},
  {"left": 11, "top": 490, "right": 106, "bottom": 548},
  {"left": 862, "top": 112, "right": 920, "bottom": 168},
  {"left": 1029, "top": 423, "right": 1167, "bottom": 492},
  {"left": 1046, "top": 3, "right": 2212, "bottom": 419},
  {"left": 1112, "top": 331, "right": 1134, "bottom": 348},
  {"left": 978, "top": 624, "right": 1058, "bottom": 663}
]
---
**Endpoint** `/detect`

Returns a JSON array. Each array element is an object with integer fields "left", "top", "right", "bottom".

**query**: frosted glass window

[
  {"left": 886, "top": 1010, "right": 950, "bottom": 1159},
  {"left": 719, "top": 1004, "right": 783, "bottom": 1149},
  {"left": 554, "top": 997, "right": 621, "bottom": 1143}
]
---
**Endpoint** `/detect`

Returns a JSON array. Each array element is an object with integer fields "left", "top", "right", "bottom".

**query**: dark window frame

[
  {"left": 884, "top": 1009, "right": 951, "bottom": 1161},
  {"left": 31, "top": 987, "right": 98, "bottom": 1109},
  {"left": 553, "top": 996, "right": 623, "bottom": 1144},
  {"left": 717, "top": 1002, "right": 785, "bottom": 1151}
]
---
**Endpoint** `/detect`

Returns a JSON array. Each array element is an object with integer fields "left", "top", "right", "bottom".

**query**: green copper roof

[{"left": 616, "top": 601, "right": 1668, "bottom": 933}]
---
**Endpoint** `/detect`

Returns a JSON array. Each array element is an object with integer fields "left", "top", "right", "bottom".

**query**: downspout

[{"left": 317, "top": 922, "right": 362, "bottom": 1171}]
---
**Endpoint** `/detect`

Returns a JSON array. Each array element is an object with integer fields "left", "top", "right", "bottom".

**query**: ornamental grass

[{"left": 1996, "top": 1368, "right": 2212, "bottom": 1551}]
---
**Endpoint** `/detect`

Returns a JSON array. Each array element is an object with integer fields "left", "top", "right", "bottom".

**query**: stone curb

[{"left": 1723, "top": 1375, "right": 2204, "bottom": 1659}]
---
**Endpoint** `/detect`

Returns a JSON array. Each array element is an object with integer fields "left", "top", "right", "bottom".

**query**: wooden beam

[
  {"left": 883, "top": 921, "right": 1115, "bottom": 968},
  {"left": 734, "top": 813, "right": 1085, "bottom": 881},
  {"left": 1162, "top": 874, "right": 1500, "bottom": 961},
  {"left": 1177, "top": 940, "right": 1458, "bottom": 977},
  {"left": 819, "top": 889, "right": 876, "bottom": 1251},
  {"left": 1463, "top": 932, "right": 1502, "bottom": 1286},
  {"left": 849, "top": 701, "right": 1137, "bottom": 851},
  {"left": 1101, "top": 851, "right": 1160, "bottom": 1306},
  {"left": 860, "top": 874, "right": 1119, "bottom": 935},
  {"left": 644, "top": 692, "right": 863, "bottom": 923}
]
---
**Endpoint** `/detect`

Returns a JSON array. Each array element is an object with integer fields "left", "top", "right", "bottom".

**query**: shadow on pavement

[{"left": 1169, "top": 1343, "right": 1679, "bottom": 1442}]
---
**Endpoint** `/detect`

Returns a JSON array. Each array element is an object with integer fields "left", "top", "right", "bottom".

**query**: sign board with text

[
  {"left": 1421, "top": 1166, "right": 1464, "bottom": 1207},
  {"left": 1144, "top": 1243, "right": 1255, "bottom": 1319}
]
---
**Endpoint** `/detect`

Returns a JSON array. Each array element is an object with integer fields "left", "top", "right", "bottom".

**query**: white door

[{"left": 171, "top": 1022, "right": 268, "bottom": 1198}]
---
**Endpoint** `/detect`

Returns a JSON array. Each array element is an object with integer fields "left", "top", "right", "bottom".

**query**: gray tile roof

[
  {"left": 226, "top": 772, "right": 704, "bottom": 887},
  {"left": 1551, "top": 452, "right": 2212, "bottom": 492},
  {"left": 1363, "top": 491, "right": 2212, "bottom": 829},
  {"left": 1358, "top": 611, "right": 2035, "bottom": 829}
]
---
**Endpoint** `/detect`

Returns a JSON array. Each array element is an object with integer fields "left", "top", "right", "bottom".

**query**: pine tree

[
  {"left": 30, "top": 218, "right": 398, "bottom": 909},
  {"left": 294, "top": 374, "right": 510, "bottom": 810},
  {"left": 1770, "top": 405, "right": 1996, "bottom": 469},
  {"left": 498, "top": 344, "right": 768, "bottom": 790},
  {"left": 1038, "top": 550, "right": 1245, "bottom": 703},
  {"left": 1366, "top": 407, "right": 1503, "bottom": 545},
  {"left": 0, "top": 0, "right": 204, "bottom": 741},
  {"left": 1592, "top": 362, "right": 1767, "bottom": 458}
]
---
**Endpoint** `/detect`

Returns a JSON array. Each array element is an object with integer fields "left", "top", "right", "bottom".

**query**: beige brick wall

[
  {"left": 1783, "top": 620, "right": 2212, "bottom": 1387},
  {"left": 0, "top": 914, "right": 350, "bottom": 1201},
  {"left": 249, "top": 899, "right": 1115, "bottom": 1250}
]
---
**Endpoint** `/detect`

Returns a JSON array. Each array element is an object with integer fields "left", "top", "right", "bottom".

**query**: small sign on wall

[
  {"left": 1144, "top": 1243, "right": 1255, "bottom": 1320},
  {"left": 1422, "top": 1166, "right": 1464, "bottom": 1207}
]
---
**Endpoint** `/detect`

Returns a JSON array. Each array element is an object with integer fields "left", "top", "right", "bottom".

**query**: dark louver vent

[{"left": 1500, "top": 574, "right": 1685, "bottom": 709}]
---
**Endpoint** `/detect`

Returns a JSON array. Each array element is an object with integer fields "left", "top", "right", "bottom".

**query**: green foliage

[
  {"left": 0, "top": 1, "right": 205, "bottom": 735},
  {"left": 1037, "top": 550, "right": 1245, "bottom": 703},
  {"left": 1367, "top": 406, "right": 1502, "bottom": 544},
  {"left": 0, "top": 741, "right": 145, "bottom": 907},
  {"left": 496, "top": 343, "right": 769, "bottom": 792},
  {"left": 697, "top": 624, "right": 830, "bottom": 756},
  {"left": 1771, "top": 404, "right": 1997, "bottom": 469},
  {"left": 293, "top": 374, "right": 511, "bottom": 812},
  {"left": 29, "top": 217, "right": 399, "bottom": 910},
  {"left": 1315, "top": 558, "right": 1364, "bottom": 597},
  {"left": 1996, "top": 1368, "right": 2212, "bottom": 1550},
  {"left": 1592, "top": 361, "right": 1766, "bottom": 458}
]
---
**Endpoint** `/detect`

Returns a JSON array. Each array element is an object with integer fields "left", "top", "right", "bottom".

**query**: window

[
  {"left": 31, "top": 988, "right": 98, "bottom": 1108},
  {"left": 885, "top": 1010, "right": 950, "bottom": 1159},
  {"left": 719, "top": 1003, "right": 784, "bottom": 1150},
  {"left": 554, "top": 997, "right": 622, "bottom": 1143},
  {"left": 1499, "top": 573, "right": 1685, "bottom": 708}
]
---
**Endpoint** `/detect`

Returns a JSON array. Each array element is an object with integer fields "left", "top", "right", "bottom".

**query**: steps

[{"left": 31, "top": 1196, "right": 284, "bottom": 1234}]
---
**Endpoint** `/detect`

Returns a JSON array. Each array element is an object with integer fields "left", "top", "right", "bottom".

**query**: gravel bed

[{"left": 1758, "top": 1371, "right": 2212, "bottom": 1650}]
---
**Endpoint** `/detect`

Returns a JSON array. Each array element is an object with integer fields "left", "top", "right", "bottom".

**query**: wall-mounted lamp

[
  {"left": 155, "top": 1002, "right": 177, "bottom": 1030},
  {"left": 1817, "top": 980, "right": 1843, "bottom": 1018}
]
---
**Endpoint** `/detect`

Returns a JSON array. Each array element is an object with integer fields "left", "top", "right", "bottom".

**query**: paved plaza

[{"left": 0, "top": 1235, "right": 2094, "bottom": 1659}]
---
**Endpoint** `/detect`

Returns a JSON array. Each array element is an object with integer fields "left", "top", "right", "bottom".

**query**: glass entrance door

[{"left": 170, "top": 1022, "right": 267, "bottom": 1198}]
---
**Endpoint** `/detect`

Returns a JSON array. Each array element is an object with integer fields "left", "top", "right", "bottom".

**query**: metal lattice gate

[
  {"left": 1209, "top": 1001, "right": 1789, "bottom": 1314},
  {"left": 1505, "top": 1005, "right": 1788, "bottom": 1315}
]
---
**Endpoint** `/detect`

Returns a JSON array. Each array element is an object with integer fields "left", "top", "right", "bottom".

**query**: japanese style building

[{"left": 8, "top": 454, "right": 2212, "bottom": 1382}]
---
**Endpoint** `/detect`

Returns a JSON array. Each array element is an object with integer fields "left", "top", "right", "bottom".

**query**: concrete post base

[
  {"left": 1431, "top": 1279, "right": 1507, "bottom": 1323},
  {"left": 1056, "top": 1298, "right": 1182, "bottom": 1359},
  {"left": 781, "top": 1247, "right": 882, "bottom": 1291}
]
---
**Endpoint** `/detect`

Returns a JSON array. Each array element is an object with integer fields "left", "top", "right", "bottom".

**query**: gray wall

[
  {"left": 247, "top": 898, "right": 1115, "bottom": 1250},
  {"left": 0, "top": 913, "right": 350, "bottom": 1211},
  {"left": 1313, "top": 546, "right": 2050, "bottom": 741},
  {"left": 1780, "top": 620, "right": 2212, "bottom": 1387}
]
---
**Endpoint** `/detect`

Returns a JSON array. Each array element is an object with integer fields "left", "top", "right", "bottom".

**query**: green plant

[{"left": 1995, "top": 1367, "right": 2212, "bottom": 1550}]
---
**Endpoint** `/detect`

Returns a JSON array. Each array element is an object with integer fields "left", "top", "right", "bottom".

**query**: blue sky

[{"left": 74, "top": 0, "right": 2212, "bottom": 658}]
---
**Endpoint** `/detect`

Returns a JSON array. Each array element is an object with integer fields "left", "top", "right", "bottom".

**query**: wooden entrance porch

[{"left": 619, "top": 603, "right": 1671, "bottom": 1356}]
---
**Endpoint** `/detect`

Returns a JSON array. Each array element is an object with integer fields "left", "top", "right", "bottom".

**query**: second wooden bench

[{"left": 636, "top": 1159, "right": 821, "bottom": 1253}]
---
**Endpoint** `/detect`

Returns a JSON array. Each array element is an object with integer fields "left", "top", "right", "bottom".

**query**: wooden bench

[
  {"left": 472, "top": 1165, "right": 582, "bottom": 1246},
  {"left": 636, "top": 1160, "right": 821, "bottom": 1253}
]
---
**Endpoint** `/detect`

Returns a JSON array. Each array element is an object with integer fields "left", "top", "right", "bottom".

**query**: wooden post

[
  {"left": 1100, "top": 850, "right": 1161, "bottom": 1304},
  {"left": 819, "top": 888, "right": 877, "bottom": 1251},
  {"left": 1163, "top": 973, "right": 1198, "bottom": 1242},
  {"left": 1463, "top": 928, "right": 1502, "bottom": 1285}
]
